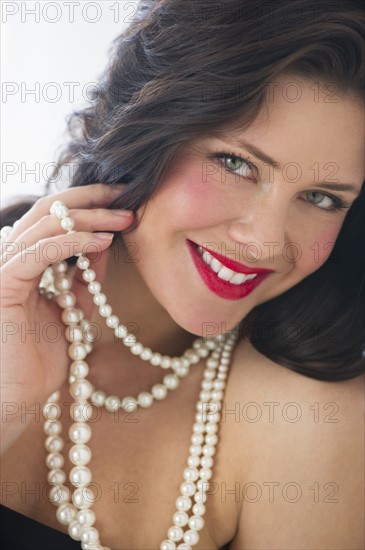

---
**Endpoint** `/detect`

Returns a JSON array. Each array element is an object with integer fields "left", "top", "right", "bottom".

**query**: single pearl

[
  {"left": 58, "top": 293, "right": 77, "bottom": 309},
  {"left": 68, "top": 342, "right": 88, "bottom": 361},
  {"left": 188, "top": 515, "right": 204, "bottom": 531},
  {"left": 76, "top": 256, "right": 90, "bottom": 270},
  {"left": 87, "top": 281, "right": 101, "bottom": 294},
  {"left": 45, "top": 435, "right": 64, "bottom": 453},
  {"left": 183, "top": 468, "right": 199, "bottom": 482},
  {"left": 175, "top": 496, "right": 192, "bottom": 512},
  {"left": 151, "top": 384, "right": 168, "bottom": 400},
  {"left": 203, "top": 370, "right": 215, "bottom": 380},
  {"left": 137, "top": 392, "right": 153, "bottom": 408},
  {"left": 115, "top": 324, "right": 128, "bottom": 339},
  {"left": 77, "top": 509, "right": 96, "bottom": 527},
  {"left": 70, "top": 466, "right": 92, "bottom": 487},
  {"left": 53, "top": 204, "right": 69, "bottom": 219},
  {"left": 69, "top": 423, "right": 92, "bottom": 445},
  {"left": 163, "top": 374, "right": 179, "bottom": 390},
  {"left": 150, "top": 353, "right": 162, "bottom": 366},
  {"left": 105, "top": 395, "right": 120, "bottom": 412},
  {"left": 192, "top": 503, "right": 205, "bottom": 516},
  {"left": 205, "top": 423, "right": 218, "bottom": 434},
  {"left": 180, "top": 481, "right": 196, "bottom": 497},
  {"left": 160, "top": 541, "right": 176, "bottom": 550},
  {"left": 205, "top": 434, "right": 218, "bottom": 446},
  {"left": 199, "top": 390, "right": 211, "bottom": 402},
  {"left": 106, "top": 314, "right": 119, "bottom": 328},
  {"left": 189, "top": 444, "right": 202, "bottom": 456},
  {"left": 62, "top": 308, "right": 82, "bottom": 324},
  {"left": 199, "top": 468, "right": 212, "bottom": 481},
  {"left": 176, "top": 544, "right": 191, "bottom": 550},
  {"left": 72, "top": 487, "right": 95, "bottom": 509},
  {"left": 99, "top": 304, "right": 112, "bottom": 317},
  {"left": 167, "top": 526, "right": 184, "bottom": 542},
  {"left": 69, "top": 444, "right": 92, "bottom": 466},
  {"left": 80, "top": 526, "right": 100, "bottom": 544},
  {"left": 130, "top": 342, "right": 144, "bottom": 355},
  {"left": 201, "top": 380, "right": 213, "bottom": 391},
  {"left": 68, "top": 520, "right": 82, "bottom": 540},
  {"left": 175, "top": 364, "right": 189, "bottom": 378},
  {"left": 192, "top": 423, "right": 205, "bottom": 435},
  {"left": 43, "top": 402, "right": 61, "bottom": 421},
  {"left": 193, "top": 491, "right": 207, "bottom": 504},
  {"left": 82, "top": 269, "right": 96, "bottom": 282},
  {"left": 46, "top": 452, "right": 64, "bottom": 470},
  {"left": 172, "top": 511, "right": 189, "bottom": 527},
  {"left": 187, "top": 455, "right": 200, "bottom": 468},
  {"left": 121, "top": 397, "right": 137, "bottom": 412},
  {"left": 123, "top": 334, "right": 137, "bottom": 347},
  {"left": 211, "top": 390, "right": 223, "bottom": 401},
  {"left": 140, "top": 347, "right": 153, "bottom": 361},
  {"left": 161, "top": 356, "right": 172, "bottom": 369},
  {"left": 43, "top": 420, "right": 62, "bottom": 436},
  {"left": 93, "top": 293, "right": 106, "bottom": 306},
  {"left": 65, "top": 325, "right": 84, "bottom": 343},
  {"left": 200, "top": 456, "right": 213, "bottom": 468},
  {"left": 51, "top": 260, "right": 68, "bottom": 273},
  {"left": 202, "top": 444, "right": 215, "bottom": 457},
  {"left": 183, "top": 530, "right": 199, "bottom": 545},
  {"left": 70, "top": 379, "right": 93, "bottom": 400},
  {"left": 70, "top": 361, "right": 89, "bottom": 379},
  {"left": 54, "top": 273, "right": 72, "bottom": 291},
  {"left": 91, "top": 391, "right": 106, "bottom": 407},
  {"left": 191, "top": 434, "right": 204, "bottom": 446},
  {"left": 47, "top": 469, "right": 66, "bottom": 485},
  {"left": 56, "top": 502, "right": 77, "bottom": 525},
  {"left": 49, "top": 484, "right": 70, "bottom": 505}
]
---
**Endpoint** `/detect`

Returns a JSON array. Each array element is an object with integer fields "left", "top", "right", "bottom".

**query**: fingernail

[
  {"left": 110, "top": 209, "right": 133, "bottom": 216},
  {"left": 93, "top": 232, "right": 114, "bottom": 241}
]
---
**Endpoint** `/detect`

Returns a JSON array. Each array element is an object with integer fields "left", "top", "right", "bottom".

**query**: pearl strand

[
  {"left": 49, "top": 258, "right": 219, "bottom": 412},
  {"left": 43, "top": 313, "right": 236, "bottom": 549}
]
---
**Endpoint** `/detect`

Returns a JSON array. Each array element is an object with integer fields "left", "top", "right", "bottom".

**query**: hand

[{"left": 0, "top": 183, "right": 134, "bottom": 452}]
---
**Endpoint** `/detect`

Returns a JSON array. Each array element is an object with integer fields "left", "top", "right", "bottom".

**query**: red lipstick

[{"left": 187, "top": 239, "right": 275, "bottom": 301}]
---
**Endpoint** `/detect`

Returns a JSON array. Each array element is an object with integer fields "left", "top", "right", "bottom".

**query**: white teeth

[
  {"left": 230, "top": 272, "right": 246, "bottom": 285},
  {"left": 210, "top": 258, "right": 221, "bottom": 273},
  {"left": 197, "top": 246, "right": 258, "bottom": 285},
  {"left": 202, "top": 250, "right": 212, "bottom": 265},
  {"left": 217, "top": 266, "right": 235, "bottom": 281},
  {"left": 244, "top": 273, "right": 258, "bottom": 281}
]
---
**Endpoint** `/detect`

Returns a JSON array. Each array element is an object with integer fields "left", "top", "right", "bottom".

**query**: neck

[{"left": 88, "top": 233, "right": 196, "bottom": 356}]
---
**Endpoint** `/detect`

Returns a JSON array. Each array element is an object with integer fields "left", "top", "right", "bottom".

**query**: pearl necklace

[{"left": 1, "top": 205, "right": 238, "bottom": 550}]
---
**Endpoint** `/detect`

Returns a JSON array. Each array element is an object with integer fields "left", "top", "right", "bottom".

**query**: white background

[{"left": 1, "top": 1, "right": 133, "bottom": 207}]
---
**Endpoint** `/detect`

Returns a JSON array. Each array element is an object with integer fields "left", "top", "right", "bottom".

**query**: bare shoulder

[{"left": 225, "top": 337, "right": 365, "bottom": 550}]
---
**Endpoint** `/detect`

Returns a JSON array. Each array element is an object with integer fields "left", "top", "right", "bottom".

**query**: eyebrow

[{"left": 231, "top": 138, "right": 361, "bottom": 195}]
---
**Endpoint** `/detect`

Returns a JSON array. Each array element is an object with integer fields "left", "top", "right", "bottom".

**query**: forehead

[{"left": 223, "top": 75, "right": 365, "bottom": 183}]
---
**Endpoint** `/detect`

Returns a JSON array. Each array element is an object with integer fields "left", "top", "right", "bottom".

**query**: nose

[{"left": 226, "top": 197, "right": 292, "bottom": 266}]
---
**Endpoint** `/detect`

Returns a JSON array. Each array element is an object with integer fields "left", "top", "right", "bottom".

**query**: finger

[
  {"left": 0, "top": 208, "right": 133, "bottom": 266},
  {"left": 0, "top": 231, "right": 115, "bottom": 308},
  {"left": 7, "top": 183, "right": 128, "bottom": 241}
]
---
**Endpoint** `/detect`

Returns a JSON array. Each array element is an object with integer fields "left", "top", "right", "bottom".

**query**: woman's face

[{"left": 122, "top": 76, "right": 364, "bottom": 336}]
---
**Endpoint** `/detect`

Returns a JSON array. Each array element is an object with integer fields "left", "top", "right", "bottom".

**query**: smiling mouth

[{"left": 196, "top": 246, "right": 258, "bottom": 285}]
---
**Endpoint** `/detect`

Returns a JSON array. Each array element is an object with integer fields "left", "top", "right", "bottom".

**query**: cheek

[
  {"left": 295, "top": 225, "right": 341, "bottom": 276},
  {"left": 146, "top": 167, "right": 229, "bottom": 231}
]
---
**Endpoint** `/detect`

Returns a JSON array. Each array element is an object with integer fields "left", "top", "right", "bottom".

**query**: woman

[{"left": 1, "top": 1, "right": 364, "bottom": 549}]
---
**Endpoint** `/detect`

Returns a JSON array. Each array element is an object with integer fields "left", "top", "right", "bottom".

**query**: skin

[
  {"left": 1, "top": 76, "right": 364, "bottom": 549},
  {"left": 91, "top": 75, "right": 364, "bottom": 347}
]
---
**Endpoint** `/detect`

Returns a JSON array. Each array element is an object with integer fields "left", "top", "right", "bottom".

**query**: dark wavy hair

[{"left": 2, "top": 0, "right": 364, "bottom": 381}]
